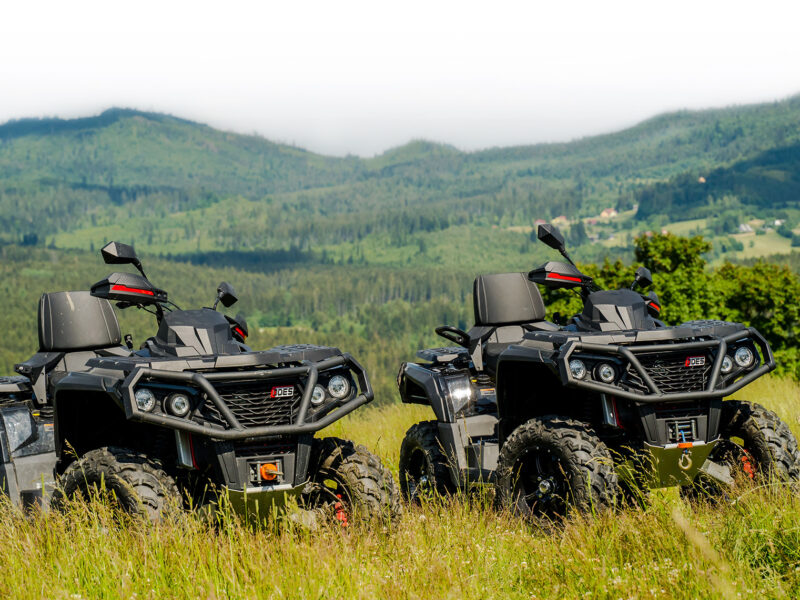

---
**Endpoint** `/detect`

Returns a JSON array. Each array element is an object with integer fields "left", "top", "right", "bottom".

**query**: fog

[{"left": 1, "top": 0, "right": 798, "bottom": 156}]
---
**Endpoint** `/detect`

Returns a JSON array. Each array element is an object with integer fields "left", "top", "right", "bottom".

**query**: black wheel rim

[
  {"left": 712, "top": 438, "right": 759, "bottom": 482},
  {"left": 403, "top": 448, "right": 433, "bottom": 502},
  {"left": 511, "top": 448, "right": 569, "bottom": 517},
  {"left": 303, "top": 468, "right": 353, "bottom": 525}
]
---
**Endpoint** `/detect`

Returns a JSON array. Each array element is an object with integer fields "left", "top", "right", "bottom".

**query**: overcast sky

[{"left": 1, "top": 0, "right": 798, "bottom": 156}]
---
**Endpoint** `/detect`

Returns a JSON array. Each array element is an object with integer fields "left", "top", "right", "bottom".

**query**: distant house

[
  {"left": 552, "top": 215, "right": 569, "bottom": 226},
  {"left": 698, "top": 176, "right": 707, "bottom": 184},
  {"left": 586, "top": 218, "right": 598, "bottom": 225},
  {"left": 738, "top": 223, "right": 754, "bottom": 234},
  {"left": 774, "top": 219, "right": 785, "bottom": 227},
  {"left": 600, "top": 208, "right": 618, "bottom": 219},
  {"left": 534, "top": 219, "right": 547, "bottom": 226}
]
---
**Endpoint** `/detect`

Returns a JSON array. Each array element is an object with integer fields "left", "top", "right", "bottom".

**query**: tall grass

[{"left": 0, "top": 376, "right": 798, "bottom": 599}]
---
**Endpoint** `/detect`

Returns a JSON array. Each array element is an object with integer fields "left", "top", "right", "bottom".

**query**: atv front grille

[
  {"left": 623, "top": 354, "right": 711, "bottom": 394},
  {"left": 203, "top": 380, "right": 302, "bottom": 428}
]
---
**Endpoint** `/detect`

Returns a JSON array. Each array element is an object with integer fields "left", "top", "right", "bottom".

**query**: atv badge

[
  {"left": 684, "top": 356, "right": 706, "bottom": 367},
  {"left": 270, "top": 385, "right": 295, "bottom": 398}
]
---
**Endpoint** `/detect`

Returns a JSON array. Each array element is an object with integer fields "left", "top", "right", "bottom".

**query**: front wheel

[
  {"left": 302, "top": 437, "right": 400, "bottom": 523},
  {"left": 52, "top": 446, "right": 179, "bottom": 522},
  {"left": 398, "top": 421, "right": 456, "bottom": 502},
  {"left": 683, "top": 400, "right": 800, "bottom": 499},
  {"left": 496, "top": 416, "right": 619, "bottom": 518}
]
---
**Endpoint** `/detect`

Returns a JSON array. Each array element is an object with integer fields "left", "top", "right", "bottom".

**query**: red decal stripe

[
  {"left": 111, "top": 284, "right": 154, "bottom": 296},
  {"left": 234, "top": 327, "right": 246, "bottom": 339},
  {"left": 649, "top": 302, "right": 660, "bottom": 311},
  {"left": 546, "top": 272, "right": 583, "bottom": 283}
]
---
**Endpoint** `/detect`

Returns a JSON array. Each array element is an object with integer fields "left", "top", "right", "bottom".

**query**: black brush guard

[
  {"left": 119, "top": 354, "right": 373, "bottom": 440},
  {"left": 557, "top": 327, "right": 775, "bottom": 402}
]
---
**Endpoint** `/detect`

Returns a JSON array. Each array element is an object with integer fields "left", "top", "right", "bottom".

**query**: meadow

[{"left": 0, "top": 376, "right": 797, "bottom": 599}]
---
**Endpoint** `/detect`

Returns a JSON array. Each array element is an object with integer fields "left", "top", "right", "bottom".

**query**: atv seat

[
  {"left": 468, "top": 272, "right": 555, "bottom": 373},
  {"left": 37, "top": 291, "right": 122, "bottom": 352},
  {"left": 14, "top": 291, "right": 126, "bottom": 403}
]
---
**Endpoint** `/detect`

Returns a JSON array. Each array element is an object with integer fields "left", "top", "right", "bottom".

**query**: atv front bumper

[
  {"left": 117, "top": 353, "right": 372, "bottom": 440},
  {"left": 558, "top": 327, "right": 774, "bottom": 402}
]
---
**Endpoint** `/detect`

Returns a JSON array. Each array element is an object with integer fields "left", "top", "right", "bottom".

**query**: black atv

[
  {"left": 397, "top": 224, "right": 800, "bottom": 516},
  {"left": 0, "top": 242, "right": 399, "bottom": 522}
]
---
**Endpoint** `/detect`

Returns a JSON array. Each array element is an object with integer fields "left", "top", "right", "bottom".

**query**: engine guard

[
  {"left": 643, "top": 440, "right": 717, "bottom": 488},
  {"left": 224, "top": 481, "right": 308, "bottom": 518},
  {"left": 225, "top": 482, "right": 308, "bottom": 518}
]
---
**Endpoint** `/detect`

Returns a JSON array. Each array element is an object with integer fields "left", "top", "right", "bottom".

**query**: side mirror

[
  {"left": 632, "top": 266, "right": 653, "bottom": 290},
  {"left": 216, "top": 282, "right": 238, "bottom": 308},
  {"left": 101, "top": 241, "right": 140, "bottom": 266},
  {"left": 537, "top": 224, "right": 566, "bottom": 252},
  {"left": 101, "top": 241, "right": 147, "bottom": 278}
]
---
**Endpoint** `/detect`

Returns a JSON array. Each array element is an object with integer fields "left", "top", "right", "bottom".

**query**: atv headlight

[
  {"left": 721, "top": 355, "right": 734, "bottom": 374},
  {"left": 445, "top": 375, "right": 473, "bottom": 414},
  {"left": 735, "top": 346, "right": 754, "bottom": 368},
  {"left": 327, "top": 375, "right": 351, "bottom": 399},
  {"left": 596, "top": 363, "right": 616, "bottom": 384},
  {"left": 166, "top": 393, "right": 191, "bottom": 417},
  {"left": 569, "top": 359, "right": 587, "bottom": 380},
  {"left": 311, "top": 384, "right": 326, "bottom": 406},
  {"left": 134, "top": 388, "right": 156, "bottom": 412}
]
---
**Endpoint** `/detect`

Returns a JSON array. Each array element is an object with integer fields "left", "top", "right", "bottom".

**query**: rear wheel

[
  {"left": 53, "top": 446, "right": 179, "bottom": 522},
  {"left": 496, "top": 416, "right": 619, "bottom": 518},
  {"left": 302, "top": 437, "right": 400, "bottom": 523},
  {"left": 398, "top": 421, "right": 456, "bottom": 502},
  {"left": 683, "top": 400, "right": 800, "bottom": 499}
]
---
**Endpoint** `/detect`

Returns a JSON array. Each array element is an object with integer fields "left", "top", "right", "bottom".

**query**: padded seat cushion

[
  {"left": 39, "top": 291, "right": 121, "bottom": 351},
  {"left": 473, "top": 273, "right": 546, "bottom": 326}
]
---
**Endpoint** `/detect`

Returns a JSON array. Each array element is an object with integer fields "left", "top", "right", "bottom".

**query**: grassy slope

[
  {"left": 0, "top": 376, "right": 798, "bottom": 599},
  {"left": 5, "top": 95, "right": 800, "bottom": 263}
]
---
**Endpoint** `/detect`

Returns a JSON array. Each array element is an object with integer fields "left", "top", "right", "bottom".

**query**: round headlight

[
  {"left": 597, "top": 363, "right": 616, "bottom": 383},
  {"left": 721, "top": 355, "right": 734, "bottom": 374},
  {"left": 327, "top": 375, "right": 351, "bottom": 399},
  {"left": 311, "top": 384, "right": 326, "bottom": 406},
  {"left": 735, "top": 346, "right": 754, "bottom": 368},
  {"left": 166, "top": 393, "right": 191, "bottom": 417},
  {"left": 569, "top": 359, "right": 587, "bottom": 380},
  {"left": 134, "top": 388, "right": 156, "bottom": 412}
]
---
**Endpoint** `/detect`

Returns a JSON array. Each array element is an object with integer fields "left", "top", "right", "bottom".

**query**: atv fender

[{"left": 398, "top": 362, "right": 455, "bottom": 423}]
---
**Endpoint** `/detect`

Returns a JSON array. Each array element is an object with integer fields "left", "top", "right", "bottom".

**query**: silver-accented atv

[{"left": 397, "top": 224, "right": 800, "bottom": 516}]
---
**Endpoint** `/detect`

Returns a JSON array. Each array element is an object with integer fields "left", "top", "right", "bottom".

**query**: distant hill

[
  {"left": 637, "top": 142, "right": 800, "bottom": 220},
  {"left": 1, "top": 96, "right": 800, "bottom": 264}
]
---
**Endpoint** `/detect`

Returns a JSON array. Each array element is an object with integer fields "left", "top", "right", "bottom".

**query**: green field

[
  {"left": 0, "top": 376, "right": 797, "bottom": 599},
  {"left": 3, "top": 97, "right": 800, "bottom": 598}
]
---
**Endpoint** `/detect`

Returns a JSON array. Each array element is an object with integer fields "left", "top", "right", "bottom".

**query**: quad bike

[
  {"left": 0, "top": 242, "right": 399, "bottom": 522},
  {"left": 397, "top": 224, "right": 800, "bottom": 516}
]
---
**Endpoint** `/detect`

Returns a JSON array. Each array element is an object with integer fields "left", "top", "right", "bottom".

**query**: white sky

[{"left": 1, "top": 0, "right": 799, "bottom": 156}]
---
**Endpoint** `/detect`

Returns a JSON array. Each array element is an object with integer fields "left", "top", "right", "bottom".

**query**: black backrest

[
  {"left": 38, "top": 291, "right": 121, "bottom": 351},
  {"left": 473, "top": 272, "right": 546, "bottom": 326}
]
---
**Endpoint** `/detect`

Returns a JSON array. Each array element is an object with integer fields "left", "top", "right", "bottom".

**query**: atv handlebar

[
  {"left": 118, "top": 353, "right": 373, "bottom": 440},
  {"left": 557, "top": 327, "right": 775, "bottom": 403}
]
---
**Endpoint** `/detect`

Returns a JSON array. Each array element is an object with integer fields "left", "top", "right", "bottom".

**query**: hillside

[
  {"left": 637, "top": 142, "right": 800, "bottom": 219},
  {"left": 2, "top": 96, "right": 800, "bottom": 268}
]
